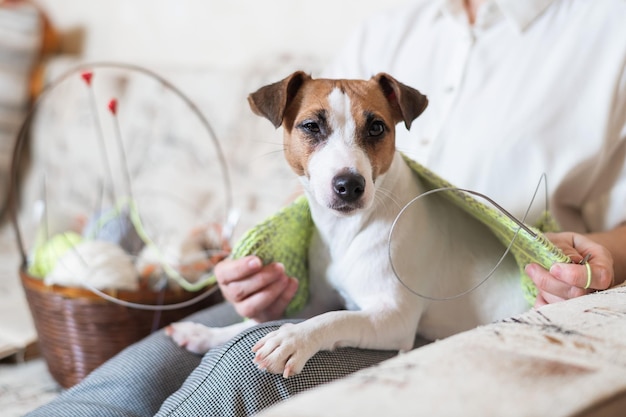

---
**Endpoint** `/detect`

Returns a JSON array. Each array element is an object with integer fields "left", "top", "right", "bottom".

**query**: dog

[{"left": 166, "top": 72, "right": 529, "bottom": 377}]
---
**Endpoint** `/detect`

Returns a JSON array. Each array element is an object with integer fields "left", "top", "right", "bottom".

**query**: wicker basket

[
  {"left": 19, "top": 267, "right": 223, "bottom": 388},
  {"left": 8, "top": 62, "right": 233, "bottom": 388}
]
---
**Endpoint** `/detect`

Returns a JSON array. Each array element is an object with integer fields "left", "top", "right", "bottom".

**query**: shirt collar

[
  {"left": 496, "top": 0, "right": 556, "bottom": 31},
  {"left": 437, "top": 0, "right": 556, "bottom": 32}
]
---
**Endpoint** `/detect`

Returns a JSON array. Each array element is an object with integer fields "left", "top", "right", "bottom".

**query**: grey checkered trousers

[{"left": 25, "top": 302, "right": 399, "bottom": 417}]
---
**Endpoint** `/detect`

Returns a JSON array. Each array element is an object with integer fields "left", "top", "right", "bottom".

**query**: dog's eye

[
  {"left": 302, "top": 121, "right": 321, "bottom": 133},
  {"left": 368, "top": 121, "right": 385, "bottom": 137}
]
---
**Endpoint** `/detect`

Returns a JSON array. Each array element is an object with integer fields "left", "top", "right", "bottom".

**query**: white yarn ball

[{"left": 45, "top": 240, "right": 139, "bottom": 291}]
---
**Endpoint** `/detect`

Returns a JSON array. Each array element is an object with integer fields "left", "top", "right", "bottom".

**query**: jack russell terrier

[{"left": 166, "top": 72, "right": 529, "bottom": 377}]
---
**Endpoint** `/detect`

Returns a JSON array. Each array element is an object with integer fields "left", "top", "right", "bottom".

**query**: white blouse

[{"left": 323, "top": 0, "right": 626, "bottom": 233}]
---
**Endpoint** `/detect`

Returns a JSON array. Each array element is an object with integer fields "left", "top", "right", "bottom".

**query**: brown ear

[
  {"left": 248, "top": 71, "right": 311, "bottom": 128},
  {"left": 373, "top": 73, "right": 428, "bottom": 130}
]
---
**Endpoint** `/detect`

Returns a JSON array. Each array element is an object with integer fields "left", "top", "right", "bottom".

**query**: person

[{"left": 26, "top": 0, "right": 626, "bottom": 416}]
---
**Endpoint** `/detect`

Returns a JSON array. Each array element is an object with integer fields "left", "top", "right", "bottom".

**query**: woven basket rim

[
  {"left": 20, "top": 265, "right": 223, "bottom": 388},
  {"left": 19, "top": 267, "right": 213, "bottom": 305}
]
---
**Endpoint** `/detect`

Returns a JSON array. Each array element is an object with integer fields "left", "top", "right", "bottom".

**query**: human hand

[
  {"left": 214, "top": 256, "right": 299, "bottom": 322},
  {"left": 525, "top": 232, "right": 615, "bottom": 308}
]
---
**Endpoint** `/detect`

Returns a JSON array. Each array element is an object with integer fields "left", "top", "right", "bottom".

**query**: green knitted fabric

[
  {"left": 400, "top": 155, "right": 571, "bottom": 305},
  {"left": 229, "top": 155, "right": 571, "bottom": 313},
  {"left": 230, "top": 196, "right": 313, "bottom": 317}
]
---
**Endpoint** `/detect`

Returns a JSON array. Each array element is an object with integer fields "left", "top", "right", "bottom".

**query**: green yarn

[
  {"left": 400, "top": 155, "right": 570, "bottom": 305},
  {"left": 29, "top": 231, "right": 83, "bottom": 278},
  {"left": 228, "top": 154, "right": 570, "bottom": 313},
  {"left": 229, "top": 196, "right": 313, "bottom": 317}
]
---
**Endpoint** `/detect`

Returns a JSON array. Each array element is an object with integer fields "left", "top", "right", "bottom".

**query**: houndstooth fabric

[
  {"left": 24, "top": 303, "right": 238, "bottom": 417},
  {"left": 155, "top": 322, "right": 397, "bottom": 417},
  {"left": 25, "top": 302, "right": 400, "bottom": 417}
]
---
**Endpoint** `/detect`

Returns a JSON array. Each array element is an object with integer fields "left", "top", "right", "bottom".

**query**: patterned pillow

[{"left": 0, "top": 1, "right": 44, "bottom": 220}]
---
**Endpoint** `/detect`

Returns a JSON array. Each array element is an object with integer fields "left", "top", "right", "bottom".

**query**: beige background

[{"left": 36, "top": 0, "right": 409, "bottom": 69}]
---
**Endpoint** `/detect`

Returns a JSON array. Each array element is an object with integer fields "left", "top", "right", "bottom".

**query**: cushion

[{"left": 0, "top": 1, "right": 44, "bottom": 220}]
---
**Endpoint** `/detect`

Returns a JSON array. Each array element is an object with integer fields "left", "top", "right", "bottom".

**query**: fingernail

[
  {"left": 248, "top": 257, "right": 262, "bottom": 269},
  {"left": 549, "top": 264, "right": 562, "bottom": 277},
  {"left": 276, "top": 262, "right": 285, "bottom": 273}
]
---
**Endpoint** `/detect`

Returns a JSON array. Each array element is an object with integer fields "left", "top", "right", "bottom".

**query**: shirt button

[
  {"left": 444, "top": 85, "right": 455, "bottom": 93},
  {"left": 420, "top": 137, "right": 431, "bottom": 145}
]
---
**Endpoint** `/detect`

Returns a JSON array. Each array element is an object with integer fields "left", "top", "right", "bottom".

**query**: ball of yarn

[
  {"left": 45, "top": 240, "right": 139, "bottom": 291},
  {"left": 83, "top": 207, "right": 145, "bottom": 255},
  {"left": 28, "top": 232, "right": 83, "bottom": 278}
]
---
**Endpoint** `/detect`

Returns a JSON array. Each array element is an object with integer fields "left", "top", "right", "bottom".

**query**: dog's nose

[{"left": 332, "top": 173, "right": 365, "bottom": 202}]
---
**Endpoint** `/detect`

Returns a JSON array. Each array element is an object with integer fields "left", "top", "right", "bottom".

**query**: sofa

[{"left": 1, "top": 1, "right": 625, "bottom": 416}]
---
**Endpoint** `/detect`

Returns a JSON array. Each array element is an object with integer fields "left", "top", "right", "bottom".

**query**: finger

[
  {"left": 256, "top": 277, "right": 299, "bottom": 322},
  {"left": 215, "top": 256, "right": 263, "bottom": 285},
  {"left": 545, "top": 233, "right": 614, "bottom": 289},
  {"left": 526, "top": 263, "right": 587, "bottom": 300},
  {"left": 582, "top": 259, "right": 614, "bottom": 291},
  {"left": 553, "top": 261, "right": 615, "bottom": 292},
  {"left": 542, "top": 232, "right": 582, "bottom": 261},
  {"left": 544, "top": 232, "right": 598, "bottom": 265},
  {"left": 221, "top": 262, "right": 287, "bottom": 303},
  {"left": 548, "top": 263, "right": 592, "bottom": 293},
  {"left": 233, "top": 272, "right": 292, "bottom": 319},
  {"left": 537, "top": 290, "right": 566, "bottom": 306},
  {"left": 533, "top": 292, "right": 548, "bottom": 309}
]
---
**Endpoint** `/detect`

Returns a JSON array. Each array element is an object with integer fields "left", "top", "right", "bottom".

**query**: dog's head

[{"left": 248, "top": 71, "right": 427, "bottom": 216}]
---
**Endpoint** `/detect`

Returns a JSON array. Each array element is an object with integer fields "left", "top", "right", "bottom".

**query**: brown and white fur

[{"left": 166, "top": 72, "right": 529, "bottom": 377}]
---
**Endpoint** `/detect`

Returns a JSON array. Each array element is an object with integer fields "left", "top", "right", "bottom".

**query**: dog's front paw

[
  {"left": 251, "top": 323, "right": 319, "bottom": 378},
  {"left": 165, "top": 322, "right": 220, "bottom": 354}
]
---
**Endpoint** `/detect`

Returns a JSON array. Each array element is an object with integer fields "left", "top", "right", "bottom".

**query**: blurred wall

[{"left": 35, "top": 0, "right": 409, "bottom": 69}]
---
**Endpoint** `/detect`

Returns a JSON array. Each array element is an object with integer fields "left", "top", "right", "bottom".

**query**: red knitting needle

[
  {"left": 81, "top": 70, "right": 118, "bottom": 204},
  {"left": 107, "top": 98, "right": 134, "bottom": 200}
]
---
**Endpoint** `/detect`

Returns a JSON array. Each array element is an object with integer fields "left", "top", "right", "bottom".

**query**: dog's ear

[
  {"left": 248, "top": 71, "right": 311, "bottom": 128},
  {"left": 373, "top": 73, "right": 428, "bottom": 130}
]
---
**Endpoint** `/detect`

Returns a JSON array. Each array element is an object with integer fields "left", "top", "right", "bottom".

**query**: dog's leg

[
  {"left": 166, "top": 319, "right": 257, "bottom": 354},
  {"left": 251, "top": 308, "right": 418, "bottom": 378}
]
